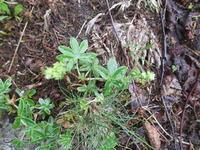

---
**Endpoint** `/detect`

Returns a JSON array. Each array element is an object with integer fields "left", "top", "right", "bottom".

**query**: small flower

[
  {"left": 146, "top": 71, "right": 155, "bottom": 81},
  {"left": 44, "top": 62, "right": 67, "bottom": 80}
]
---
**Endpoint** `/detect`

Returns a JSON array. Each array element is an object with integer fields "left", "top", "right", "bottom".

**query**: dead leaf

[
  {"left": 56, "top": 118, "right": 65, "bottom": 124},
  {"left": 63, "top": 121, "right": 71, "bottom": 129},
  {"left": 143, "top": 121, "right": 161, "bottom": 150}
]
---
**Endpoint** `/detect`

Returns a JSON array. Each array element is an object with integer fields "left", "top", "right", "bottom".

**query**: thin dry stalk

[{"left": 8, "top": 6, "right": 35, "bottom": 73}]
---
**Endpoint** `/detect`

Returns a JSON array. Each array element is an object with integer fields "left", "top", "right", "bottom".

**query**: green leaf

[
  {"left": 52, "top": 126, "right": 60, "bottom": 136},
  {"left": 56, "top": 55, "right": 72, "bottom": 61},
  {"left": 30, "top": 138, "right": 44, "bottom": 144},
  {"left": 14, "top": 4, "right": 23, "bottom": 16},
  {"left": 44, "top": 108, "right": 50, "bottom": 114},
  {"left": 20, "top": 117, "right": 36, "bottom": 126},
  {"left": 79, "top": 99, "right": 89, "bottom": 110},
  {"left": 15, "top": 88, "right": 23, "bottom": 97},
  {"left": 100, "top": 132, "right": 118, "bottom": 150},
  {"left": 104, "top": 80, "right": 112, "bottom": 95},
  {"left": 79, "top": 40, "right": 88, "bottom": 53},
  {"left": 80, "top": 53, "right": 97, "bottom": 59},
  {"left": 77, "top": 85, "right": 87, "bottom": 92},
  {"left": 32, "top": 129, "right": 45, "bottom": 138},
  {"left": 44, "top": 123, "right": 52, "bottom": 134},
  {"left": 58, "top": 130, "right": 72, "bottom": 150},
  {"left": 38, "top": 98, "right": 45, "bottom": 105},
  {"left": 0, "top": 104, "right": 11, "bottom": 109},
  {"left": 1, "top": 78, "right": 12, "bottom": 93},
  {"left": 4, "top": 1, "right": 18, "bottom": 5},
  {"left": 48, "top": 116, "right": 54, "bottom": 125},
  {"left": 112, "top": 66, "right": 127, "bottom": 80},
  {"left": 12, "top": 117, "right": 21, "bottom": 129},
  {"left": 95, "top": 66, "right": 109, "bottom": 80},
  {"left": 0, "top": 30, "right": 8, "bottom": 35},
  {"left": 136, "top": 43, "right": 154, "bottom": 52},
  {"left": 17, "top": 99, "right": 24, "bottom": 116},
  {"left": 107, "top": 57, "right": 118, "bottom": 76},
  {"left": 26, "top": 98, "right": 35, "bottom": 106},
  {"left": 24, "top": 89, "right": 36, "bottom": 98},
  {"left": 0, "top": 2, "right": 11, "bottom": 15},
  {"left": 12, "top": 140, "right": 27, "bottom": 149},
  {"left": 70, "top": 38, "right": 79, "bottom": 54},
  {"left": 15, "top": 15, "right": 22, "bottom": 22},
  {"left": 67, "top": 59, "right": 77, "bottom": 71},
  {"left": 58, "top": 46, "right": 74, "bottom": 56},
  {"left": 112, "top": 80, "right": 124, "bottom": 89}
]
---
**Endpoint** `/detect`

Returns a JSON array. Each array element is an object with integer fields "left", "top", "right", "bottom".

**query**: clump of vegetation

[
  {"left": 0, "top": 38, "right": 155, "bottom": 150},
  {"left": 0, "top": 0, "right": 23, "bottom": 22}
]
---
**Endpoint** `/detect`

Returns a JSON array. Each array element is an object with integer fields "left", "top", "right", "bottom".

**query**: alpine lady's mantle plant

[{"left": 44, "top": 38, "right": 155, "bottom": 95}]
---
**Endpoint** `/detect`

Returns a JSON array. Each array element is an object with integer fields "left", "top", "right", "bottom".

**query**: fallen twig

[
  {"left": 161, "top": 96, "right": 178, "bottom": 150},
  {"left": 179, "top": 74, "right": 200, "bottom": 150},
  {"left": 160, "top": 2, "right": 178, "bottom": 149},
  {"left": 8, "top": 6, "right": 35, "bottom": 73},
  {"left": 159, "top": 9, "right": 166, "bottom": 87}
]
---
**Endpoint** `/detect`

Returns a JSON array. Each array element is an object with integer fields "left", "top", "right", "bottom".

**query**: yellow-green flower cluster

[
  {"left": 130, "top": 69, "right": 155, "bottom": 84},
  {"left": 44, "top": 62, "right": 67, "bottom": 80}
]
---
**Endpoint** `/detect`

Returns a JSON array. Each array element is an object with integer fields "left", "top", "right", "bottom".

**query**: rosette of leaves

[
  {"left": 44, "top": 38, "right": 97, "bottom": 80},
  {"left": 56, "top": 38, "right": 96, "bottom": 72},
  {"left": 95, "top": 57, "right": 130, "bottom": 95}
]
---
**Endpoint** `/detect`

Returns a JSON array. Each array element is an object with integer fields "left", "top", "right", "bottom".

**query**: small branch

[
  {"left": 179, "top": 74, "right": 200, "bottom": 150},
  {"left": 76, "top": 20, "right": 87, "bottom": 39},
  {"left": 159, "top": 9, "right": 167, "bottom": 87},
  {"left": 8, "top": 6, "right": 35, "bottom": 73},
  {"left": 159, "top": 4, "right": 179, "bottom": 149}
]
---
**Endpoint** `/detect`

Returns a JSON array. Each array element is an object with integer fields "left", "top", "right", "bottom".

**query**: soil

[{"left": 0, "top": 0, "right": 199, "bottom": 150}]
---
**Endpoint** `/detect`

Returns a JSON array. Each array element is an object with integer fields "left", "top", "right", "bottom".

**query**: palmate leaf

[{"left": 107, "top": 57, "right": 118, "bottom": 76}]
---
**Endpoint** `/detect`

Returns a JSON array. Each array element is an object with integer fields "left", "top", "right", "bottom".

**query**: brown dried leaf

[
  {"left": 163, "top": 75, "right": 182, "bottom": 97},
  {"left": 56, "top": 118, "right": 65, "bottom": 124},
  {"left": 143, "top": 121, "right": 161, "bottom": 150},
  {"left": 63, "top": 121, "right": 71, "bottom": 129}
]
